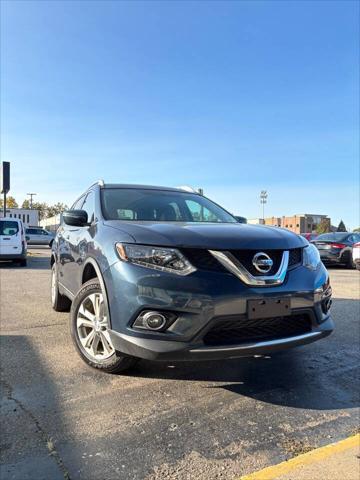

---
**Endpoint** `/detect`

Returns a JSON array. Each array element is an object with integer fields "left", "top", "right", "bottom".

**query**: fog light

[
  {"left": 132, "top": 310, "right": 175, "bottom": 331},
  {"left": 143, "top": 312, "right": 166, "bottom": 330}
]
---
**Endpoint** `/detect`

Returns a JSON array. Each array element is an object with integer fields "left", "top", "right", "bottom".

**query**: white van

[{"left": 0, "top": 217, "right": 27, "bottom": 266}]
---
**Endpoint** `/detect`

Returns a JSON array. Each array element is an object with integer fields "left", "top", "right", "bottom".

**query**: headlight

[
  {"left": 116, "top": 243, "right": 196, "bottom": 276},
  {"left": 303, "top": 244, "right": 321, "bottom": 271}
]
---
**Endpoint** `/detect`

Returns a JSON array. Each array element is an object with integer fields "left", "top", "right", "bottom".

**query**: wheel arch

[{"left": 81, "top": 258, "right": 112, "bottom": 327}]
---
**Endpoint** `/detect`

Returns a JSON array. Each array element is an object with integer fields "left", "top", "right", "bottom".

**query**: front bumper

[
  {"left": 0, "top": 252, "right": 27, "bottom": 261},
  {"left": 108, "top": 315, "right": 334, "bottom": 361},
  {"left": 104, "top": 260, "right": 334, "bottom": 361}
]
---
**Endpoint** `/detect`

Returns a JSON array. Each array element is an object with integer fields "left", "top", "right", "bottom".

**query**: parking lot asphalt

[{"left": 0, "top": 248, "right": 359, "bottom": 480}]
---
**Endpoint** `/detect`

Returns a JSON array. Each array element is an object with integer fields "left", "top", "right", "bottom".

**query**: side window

[{"left": 81, "top": 192, "right": 95, "bottom": 223}]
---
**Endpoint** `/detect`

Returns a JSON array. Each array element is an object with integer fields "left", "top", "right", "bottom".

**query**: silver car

[{"left": 26, "top": 227, "right": 55, "bottom": 246}]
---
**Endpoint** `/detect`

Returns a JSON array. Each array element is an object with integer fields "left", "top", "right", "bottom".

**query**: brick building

[{"left": 263, "top": 214, "right": 331, "bottom": 234}]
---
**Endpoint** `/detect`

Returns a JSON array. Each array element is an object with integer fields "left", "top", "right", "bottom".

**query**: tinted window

[
  {"left": 0, "top": 221, "right": 19, "bottom": 236},
  {"left": 101, "top": 188, "right": 237, "bottom": 223},
  {"left": 82, "top": 191, "right": 95, "bottom": 223},
  {"left": 316, "top": 233, "right": 350, "bottom": 242}
]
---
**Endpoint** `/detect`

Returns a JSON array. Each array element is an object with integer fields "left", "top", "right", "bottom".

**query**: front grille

[
  {"left": 230, "top": 249, "right": 283, "bottom": 276},
  {"left": 288, "top": 248, "right": 302, "bottom": 268},
  {"left": 182, "top": 248, "right": 303, "bottom": 275},
  {"left": 181, "top": 249, "right": 227, "bottom": 272},
  {"left": 203, "top": 314, "right": 312, "bottom": 346}
]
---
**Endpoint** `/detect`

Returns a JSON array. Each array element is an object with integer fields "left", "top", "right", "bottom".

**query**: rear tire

[
  {"left": 51, "top": 263, "right": 71, "bottom": 311},
  {"left": 346, "top": 253, "right": 356, "bottom": 269},
  {"left": 70, "top": 280, "right": 138, "bottom": 374}
]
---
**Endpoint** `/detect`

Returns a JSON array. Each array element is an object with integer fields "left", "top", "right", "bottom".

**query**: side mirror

[
  {"left": 25, "top": 236, "right": 30, "bottom": 241},
  {"left": 63, "top": 210, "right": 89, "bottom": 227},
  {"left": 235, "top": 216, "right": 247, "bottom": 224}
]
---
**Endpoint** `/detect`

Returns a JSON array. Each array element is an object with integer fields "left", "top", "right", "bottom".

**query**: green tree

[
  {"left": 46, "top": 202, "right": 68, "bottom": 218},
  {"left": 316, "top": 219, "right": 331, "bottom": 234},
  {"left": 353, "top": 227, "right": 360, "bottom": 233},
  {"left": 21, "top": 199, "right": 31, "bottom": 209},
  {"left": 0, "top": 196, "right": 18, "bottom": 208},
  {"left": 30, "top": 202, "right": 49, "bottom": 221},
  {"left": 337, "top": 220, "right": 347, "bottom": 232}
]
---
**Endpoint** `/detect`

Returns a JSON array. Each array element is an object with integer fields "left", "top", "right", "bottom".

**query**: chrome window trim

[{"left": 209, "top": 250, "right": 289, "bottom": 286}]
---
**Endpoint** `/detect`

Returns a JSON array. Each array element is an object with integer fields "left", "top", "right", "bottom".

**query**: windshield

[
  {"left": 316, "top": 233, "right": 349, "bottom": 241},
  {"left": 101, "top": 188, "right": 237, "bottom": 223},
  {"left": 0, "top": 220, "right": 19, "bottom": 236}
]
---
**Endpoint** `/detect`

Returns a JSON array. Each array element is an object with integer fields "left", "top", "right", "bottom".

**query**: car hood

[{"left": 104, "top": 221, "right": 307, "bottom": 250}]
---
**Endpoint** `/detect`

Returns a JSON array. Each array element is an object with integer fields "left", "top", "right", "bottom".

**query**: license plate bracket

[{"left": 247, "top": 298, "right": 291, "bottom": 319}]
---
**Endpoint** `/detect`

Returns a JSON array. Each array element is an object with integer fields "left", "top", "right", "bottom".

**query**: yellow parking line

[{"left": 239, "top": 434, "right": 360, "bottom": 480}]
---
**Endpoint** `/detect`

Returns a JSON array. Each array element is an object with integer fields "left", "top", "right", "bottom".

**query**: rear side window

[{"left": 0, "top": 221, "right": 19, "bottom": 236}]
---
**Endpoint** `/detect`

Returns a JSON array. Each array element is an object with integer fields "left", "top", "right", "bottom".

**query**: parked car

[
  {"left": 0, "top": 217, "right": 27, "bottom": 266},
  {"left": 301, "top": 233, "right": 317, "bottom": 242},
  {"left": 311, "top": 232, "right": 360, "bottom": 268},
  {"left": 50, "top": 181, "right": 333, "bottom": 374},
  {"left": 352, "top": 242, "right": 360, "bottom": 271},
  {"left": 25, "top": 227, "right": 55, "bottom": 246}
]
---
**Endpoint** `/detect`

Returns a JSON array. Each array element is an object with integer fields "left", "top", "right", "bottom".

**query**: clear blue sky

[{"left": 1, "top": 0, "right": 359, "bottom": 229}]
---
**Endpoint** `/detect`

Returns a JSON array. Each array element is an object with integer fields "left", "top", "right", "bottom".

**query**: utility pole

[
  {"left": 1, "top": 162, "right": 10, "bottom": 217},
  {"left": 27, "top": 193, "right": 37, "bottom": 209},
  {"left": 260, "top": 190, "right": 268, "bottom": 222}
]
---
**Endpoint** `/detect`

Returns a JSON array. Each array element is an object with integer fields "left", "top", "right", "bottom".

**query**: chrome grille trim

[{"left": 209, "top": 250, "right": 289, "bottom": 286}]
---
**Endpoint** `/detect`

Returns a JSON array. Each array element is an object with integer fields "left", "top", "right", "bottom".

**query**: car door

[
  {"left": 31, "top": 228, "right": 45, "bottom": 244},
  {"left": 0, "top": 220, "right": 21, "bottom": 255},
  {"left": 39, "top": 229, "right": 51, "bottom": 245},
  {"left": 69, "top": 191, "right": 96, "bottom": 293},
  {"left": 58, "top": 195, "right": 85, "bottom": 294}
]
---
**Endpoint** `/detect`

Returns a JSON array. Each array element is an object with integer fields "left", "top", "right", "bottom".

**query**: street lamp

[
  {"left": 27, "top": 193, "right": 37, "bottom": 209},
  {"left": 260, "top": 190, "right": 268, "bottom": 222}
]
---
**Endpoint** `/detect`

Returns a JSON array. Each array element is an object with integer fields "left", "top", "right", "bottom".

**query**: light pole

[
  {"left": 27, "top": 193, "right": 37, "bottom": 209},
  {"left": 260, "top": 190, "right": 268, "bottom": 222}
]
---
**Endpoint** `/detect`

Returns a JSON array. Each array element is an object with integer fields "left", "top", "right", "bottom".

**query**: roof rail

[{"left": 177, "top": 185, "right": 198, "bottom": 194}]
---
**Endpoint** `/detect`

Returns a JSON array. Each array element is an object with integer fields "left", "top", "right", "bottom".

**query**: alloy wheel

[{"left": 76, "top": 292, "right": 115, "bottom": 360}]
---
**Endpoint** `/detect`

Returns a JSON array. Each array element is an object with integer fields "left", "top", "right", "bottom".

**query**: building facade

[
  {"left": 0, "top": 208, "right": 39, "bottom": 227},
  {"left": 264, "top": 214, "right": 331, "bottom": 234},
  {"left": 39, "top": 214, "right": 61, "bottom": 233}
]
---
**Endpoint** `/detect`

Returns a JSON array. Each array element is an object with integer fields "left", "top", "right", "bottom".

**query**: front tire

[
  {"left": 70, "top": 280, "right": 138, "bottom": 374},
  {"left": 51, "top": 263, "right": 71, "bottom": 311}
]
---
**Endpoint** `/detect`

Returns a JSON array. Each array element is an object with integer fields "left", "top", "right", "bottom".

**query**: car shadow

[
  {"left": 0, "top": 335, "right": 68, "bottom": 480},
  {"left": 0, "top": 254, "right": 50, "bottom": 270},
  {"left": 127, "top": 298, "right": 359, "bottom": 411}
]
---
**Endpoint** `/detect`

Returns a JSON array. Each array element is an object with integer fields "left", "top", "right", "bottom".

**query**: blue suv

[{"left": 51, "top": 181, "right": 333, "bottom": 373}]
